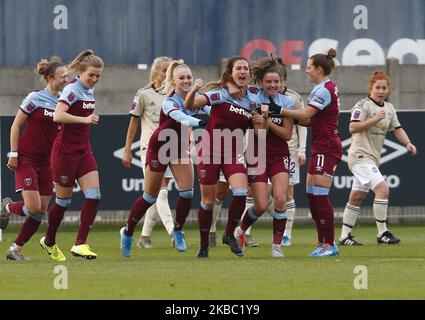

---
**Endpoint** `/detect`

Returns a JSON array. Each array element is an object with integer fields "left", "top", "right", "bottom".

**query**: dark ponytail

[{"left": 309, "top": 48, "right": 337, "bottom": 76}]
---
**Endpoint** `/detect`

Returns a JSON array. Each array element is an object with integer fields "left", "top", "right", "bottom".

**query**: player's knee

[
  {"left": 374, "top": 182, "right": 389, "bottom": 199},
  {"left": 380, "top": 189, "right": 389, "bottom": 199},
  {"left": 55, "top": 197, "right": 72, "bottom": 208},
  {"left": 348, "top": 197, "right": 363, "bottom": 207},
  {"left": 25, "top": 203, "right": 42, "bottom": 214},
  {"left": 216, "top": 189, "right": 228, "bottom": 201},
  {"left": 83, "top": 187, "right": 101, "bottom": 200},
  {"left": 349, "top": 191, "right": 367, "bottom": 206},
  {"left": 254, "top": 200, "right": 268, "bottom": 213},
  {"left": 273, "top": 194, "right": 286, "bottom": 209},
  {"left": 179, "top": 188, "right": 194, "bottom": 199}
]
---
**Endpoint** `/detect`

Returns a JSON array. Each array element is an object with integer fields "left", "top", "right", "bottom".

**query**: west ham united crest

[
  {"left": 152, "top": 160, "right": 158, "bottom": 168},
  {"left": 60, "top": 176, "right": 69, "bottom": 184},
  {"left": 24, "top": 178, "right": 32, "bottom": 186},
  {"left": 200, "top": 169, "right": 206, "bottom": 178}
]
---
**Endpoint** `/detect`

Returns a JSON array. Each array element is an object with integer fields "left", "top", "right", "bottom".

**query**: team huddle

[{"left": 0, "top": 49, "right": 417, "bottom": 261}]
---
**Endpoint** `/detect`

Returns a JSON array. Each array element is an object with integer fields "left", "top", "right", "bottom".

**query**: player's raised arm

[{"left": 184, "top": 78, "right": 208, "bottom": 110}]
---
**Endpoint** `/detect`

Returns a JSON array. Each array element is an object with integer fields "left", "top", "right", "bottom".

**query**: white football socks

[
  {"left": 156, "top": 188, "right": 174, "bottom": 235},
  {"left": 210, "top": 199, "right": 223, "bottom": 233},
  {"left": 340, "top": 203, "right": 360, "bottom": 240},
  {"left": 374, "top": 199, "right": 388, "bottom": 237},
  {"left": 284, "top": 199, "right": 295, "bottom": 237}
]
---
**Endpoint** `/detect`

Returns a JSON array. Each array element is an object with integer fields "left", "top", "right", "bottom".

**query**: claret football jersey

[
  {"left": 55, "top": 77, "right": 96, "bottom": 154},
  {"left": 255, "top": 90, "right": 294, "bottom": 158},
  {"left": 18, "top": 88, "right": 60, "bottom": 160},
  {"left": 307, "top": 79, "right": 342, "bottom": 156}
]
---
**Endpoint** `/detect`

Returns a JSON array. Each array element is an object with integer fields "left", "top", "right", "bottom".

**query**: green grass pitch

[{"left": 0, "top": 224, "right": 424, "bottom": 300}]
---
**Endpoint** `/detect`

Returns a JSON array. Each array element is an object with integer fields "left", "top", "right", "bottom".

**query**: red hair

[{"left": 368, "top": 71, "right": 391, "bottom": 97}]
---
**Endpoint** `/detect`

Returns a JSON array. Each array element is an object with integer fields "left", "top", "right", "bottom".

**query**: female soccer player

[
  {"left": 0, "top": 57, "right": 68, "bottom": 260},
  {"left": 233, "top": 56, "right": 307, "bottom": 248},
  {"left": 281, "top": 49, "right": 342, "bottom": 257},
  {"left": 339, "top": 71, "right": 417, "bottom": 246},
  {"left": 184, "top": 56, "right": 262, "bottom": 258},
  {"left": 122, "top": 56, "right": 175, "bottom": 248},
  {"left": 120, "top": 60, "right": 208, "bottom": 257},
  {"left": 233, "top": 55, "right": 294, "bottom": 258},
  {"left": 39, "top": 50, "right": 104, "bottom": 260}
]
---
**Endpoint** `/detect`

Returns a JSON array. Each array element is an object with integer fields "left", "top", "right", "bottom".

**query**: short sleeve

[
  {"left": 162, "top": 98, "right": 200, "bottom": 127},
  {"left": 19, "top": 92, "right": 38, "bottom": 114},
  {"left": 350, "top": 101, "right": 368, "bottom": 122},
  {"left": 203, "top": 89, "right": 226, "bottom": 106},
  {"left": 59, "top": 84, "right": 78, "bottom": 107},
  {"left": 308, "top": 87, "right": 331, "bottom": 110},
  {"left": 129, "top": 89, "right": 145, "bottom": 117},
  {"left": 162, "top": 98, "right": 180, "bottom": 116},
  {"left": 388, "top": 104, "right": 401, "bottom": 132}
]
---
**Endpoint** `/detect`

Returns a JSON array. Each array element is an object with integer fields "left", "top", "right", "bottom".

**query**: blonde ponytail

[{"left": 161, "top": 59, "right": 188, "bottom": 95}]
